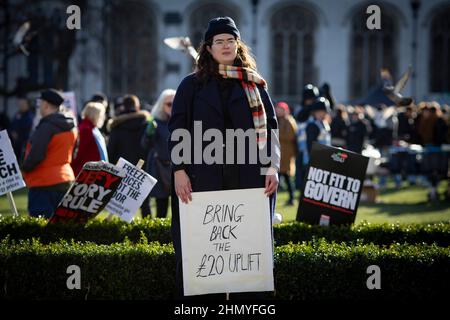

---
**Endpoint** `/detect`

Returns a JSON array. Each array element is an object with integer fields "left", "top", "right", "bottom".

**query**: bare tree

[{"left": 0, "top": 0, "right": 86, "bottom": 111}]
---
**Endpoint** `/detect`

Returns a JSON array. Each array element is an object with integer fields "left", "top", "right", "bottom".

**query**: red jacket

[{"left": 71, "top": 118, "right": 108, "bottom": 176}]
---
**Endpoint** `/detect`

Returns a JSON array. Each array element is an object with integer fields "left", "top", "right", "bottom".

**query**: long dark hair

[{"left": 195, "top": 37, "right": 257, "bottom": 83}]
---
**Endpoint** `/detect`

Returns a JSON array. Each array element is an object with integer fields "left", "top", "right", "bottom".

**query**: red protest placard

[{"left": 50, "top": 161, "right": 125, "bottom": 224}]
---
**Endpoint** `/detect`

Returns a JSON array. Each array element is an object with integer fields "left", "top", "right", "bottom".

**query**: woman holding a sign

[{"left": 168, "top": 17, "right": 280, "bottom": 298}]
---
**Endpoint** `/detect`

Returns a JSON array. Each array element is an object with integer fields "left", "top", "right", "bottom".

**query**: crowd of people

[
  {"left": 2, "top": 88, "right": 173, "bottom": 219},
  {"left": 3, "top": 82, "right": 450, "bottom": 220},
  {"left": 1, "top": 20, "right": 449, "bottom": 222},
  {"left": 276, "top": 84, "right": 450, "bottom": 203}
]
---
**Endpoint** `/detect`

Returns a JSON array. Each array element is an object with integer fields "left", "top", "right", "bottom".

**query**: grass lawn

[{"left": 1, "top": 180, "right": 449, "bottom": 224}]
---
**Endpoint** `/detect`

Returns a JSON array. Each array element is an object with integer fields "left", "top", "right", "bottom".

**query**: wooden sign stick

[{"left": 7, "top": 191, "right": 19, "bottom": 218}]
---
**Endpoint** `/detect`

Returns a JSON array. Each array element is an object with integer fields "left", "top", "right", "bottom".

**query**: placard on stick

[
  {"left": 105, "top": 157, "right": 157, "bottom": 222},
  {"left": 179, "top": 188, "right": 274, "bottom": 296},
  {"left": 0, "top": 130, "right": 26, "bottom": 196},
  {"left": 297, "top": 143, "right": 369, "bottom": 225},
  {"left": 0, "top": 130, "right": 26, "bottom": 217},
  {"left": 50, "top": 161, "right": 125, "bottom": 224}
]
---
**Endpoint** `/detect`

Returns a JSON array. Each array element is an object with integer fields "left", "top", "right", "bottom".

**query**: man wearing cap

[
  {"left": 296, "top": 84, "right": 320, "bottom": 123},
  {"left": 294, "top": 84, "right": 320, "bottom": 189},
  {"left": 22, "top": 89, "right": 78, "bottom": 219},
  {"left": 296, "top": 97, "right": 331, "bottom": 190}
]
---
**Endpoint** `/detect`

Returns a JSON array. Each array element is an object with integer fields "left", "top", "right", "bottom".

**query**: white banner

[
  {"left": 105, "top": 157, "right": 157, "bottom": 222},
  {"left": 0, "top": 130, "right": 26, "bottom": 196},
  {"left": 62, "top": 91, "right": 78, "bottom": 120},
  {"left": 179, "top": 188, "right": 274, "bottom": 296}
]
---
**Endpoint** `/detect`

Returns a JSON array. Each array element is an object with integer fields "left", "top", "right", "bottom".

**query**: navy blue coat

[
  {"left": 168, "top": 73, "right": 280, "bottom": 192},
  {"left": 168, "top": 73, "right": 280, "bottom": 297},
  {"left": 142, "top": 118, "right": 171, "bottom": 198}
]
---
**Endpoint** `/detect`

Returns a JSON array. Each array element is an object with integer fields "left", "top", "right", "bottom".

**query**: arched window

[
  {"left": 349, "top": 6, "right": 397, "bottom": 99},
  {"left": 429, "top": 6, "right": 450, "bottom": 93},
  {"left": 106, "top": 1, "right": 157, "bottom": 103},
  {"left": 270, "top": 6, "right": 318, "bottom": 103},
  {"left": 189, "top": 3, "right": 239, "bottom": 51}
]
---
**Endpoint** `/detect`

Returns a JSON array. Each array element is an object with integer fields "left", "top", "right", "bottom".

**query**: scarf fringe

[{"left": 218, "top": 64, "right": 268, "bottom": 149}]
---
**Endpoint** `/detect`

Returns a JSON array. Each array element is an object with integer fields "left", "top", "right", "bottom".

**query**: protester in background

[
  {"left": 319, "top": 82, "right": 336, "bottom": 110},
  {"left": 71, "top": 102, "right": 108, "bottom": 176},
  {"left": 396, "top": 105, "right": 417, "bottom": 143},
  {"left": 90, "top": 92, "right": 108, "bottom": 109},
  {"left": 107, "top": 94, "right": 149, "bottom": 163},
  {"left": 295, "top": 84, "right": 320, "bottom": 189},
  {"left": 371, "top": 103, "right": 397, "bottom": 190},
  {"left": 112, "top": 96, "right": 125, "bottom": 116},
  {"left": 90, "top": 92, "right": 110, "bottom": 134},
  {"left": 296, "top": 84, "right": 319, "bottom": 123},
  {"left": 417, "top": 102, "right": 449, "bottom": 200},
  {"left": 346, "top": 106, "right": 370, "bottom": 154},
  {"left": 9, "top": 96, "right": 35, "bottom": 164},
  {"left": 443, "top": 104, "right": 450, "bottom": 201},
  {"left": 416, "top": 102, "right": 447, "bottom": 145},
  {"left": 22, "top": 89, "right": 78, "bottom": 218},
  {"left": 107, "top": 94, "right": 151, "bottom": 216},
  {"left": 330, "top": 104, "right": 348, "bottom": 149},
  {"left": 141, "top": 89, "right": 175, "bottom": 218},
  {"left": 304, "top": 98, "right": 331, "bottom": 161},
  {"left": 276, "top": 101, "right": 297, "bottom": 206},
  {"left": 296, "top": 97, "right": 331, "bottom": 190},
  {"left": 168, "top": 16, "right": 280, "bottom": 299},
  {"left": 390, "top": 104, "right": 419, "bottom": 187}
]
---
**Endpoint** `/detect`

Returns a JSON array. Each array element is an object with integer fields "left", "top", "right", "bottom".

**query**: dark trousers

[
  {"left": 142, "top": 197, "right": 170, "bottom": 219},
  {"left": 141, "top": 195, "right": 151, "bottom": 218},
  {"left": 280, "top": 173, "right": 294, "bottom": 202},
  {"left": 156, "top": 198, "right": 169, "bottom": 218},
  {"left": 28, "top": 188, "right": 66, "bottom": 219},
  {"left": 295, "top": 154, "right": 303, "bottom": 190}
]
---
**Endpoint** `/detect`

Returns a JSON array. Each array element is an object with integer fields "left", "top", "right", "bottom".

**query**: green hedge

[
  {"left": 273, "top": 221, "right": 450, "bottom": 246},
  {"left": 0, "top": 216, "right": 173, "bottom": 244},
  {"left": 274, "top": 240, "right": 450, "bottom": 300},
  {"left": 1, "top": 237, "right": 449, "bottom": 300},
  {"left": 1, "top": 216, "right": 450, "bottom": 246},
  {"left": 0, "top": 237, "right": 175, "bottom": 300}
]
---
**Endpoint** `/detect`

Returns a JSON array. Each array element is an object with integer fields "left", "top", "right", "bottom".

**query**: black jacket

[
  {"left": 107, "top": 110, "right": 150, "bottom": 165},
  {"left": 168, "top": 73, "right": 280, "bottom": 192}
]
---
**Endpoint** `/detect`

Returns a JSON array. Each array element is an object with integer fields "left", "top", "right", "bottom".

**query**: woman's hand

[
  {"left": 264, "top": 167, "right": 279, "bottom": 196},
  {"left": 174, "top": 170, "right": 192, "bottom": 204}
]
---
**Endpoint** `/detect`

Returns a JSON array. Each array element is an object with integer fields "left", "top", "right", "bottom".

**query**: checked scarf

[{"left": 218, "top": 64, "right": 267, "bottom": 149}]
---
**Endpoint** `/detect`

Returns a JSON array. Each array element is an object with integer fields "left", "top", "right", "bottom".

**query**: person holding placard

[
  {"left": 22, "top": 89, "right": 78, "bottom": 218},
  {"left": 168, "top": 16, "right": 280, "bottom": 299}
]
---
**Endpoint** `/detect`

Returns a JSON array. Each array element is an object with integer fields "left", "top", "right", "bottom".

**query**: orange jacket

[{"left": 22, "top": 112, "right": 78, "bottom": 188}]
